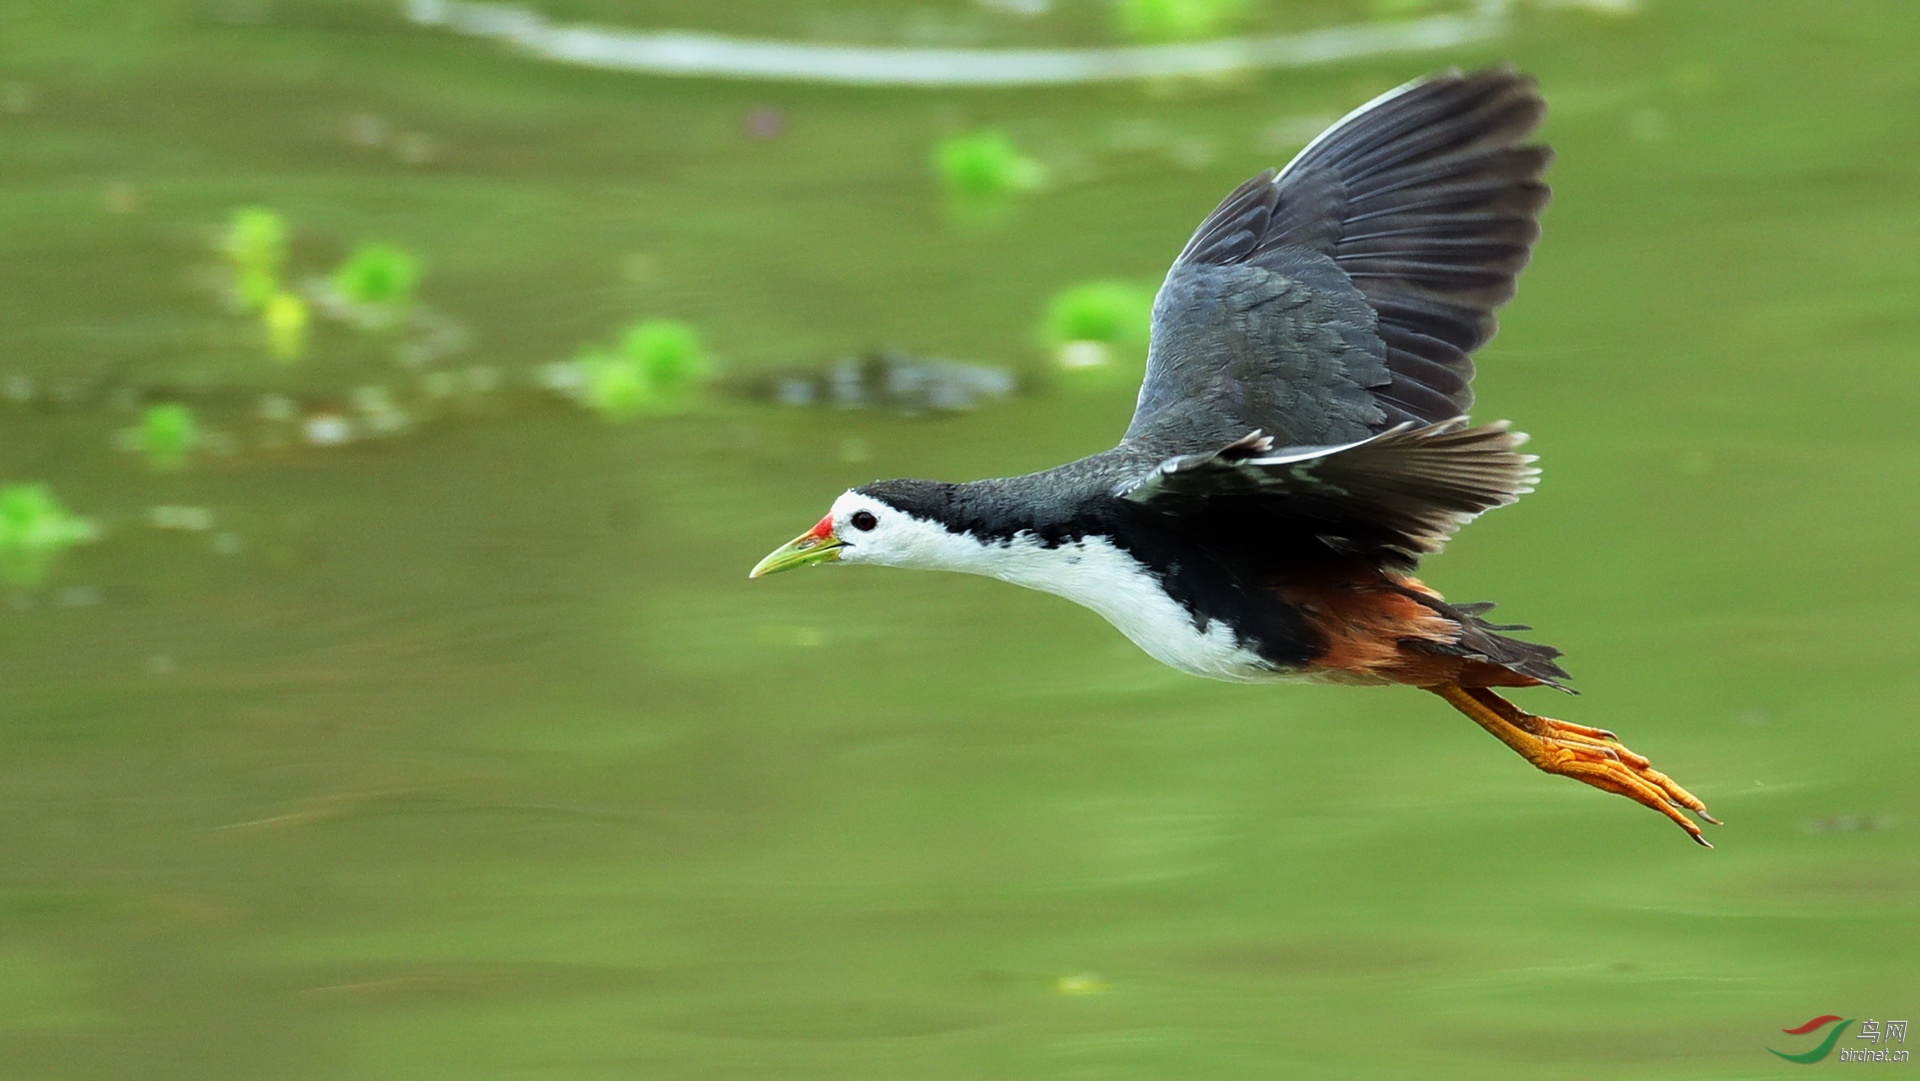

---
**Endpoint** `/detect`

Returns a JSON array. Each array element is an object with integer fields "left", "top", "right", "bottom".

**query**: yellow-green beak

[{"left": 748, "top": 513, "right": 843, "bottom": 578}]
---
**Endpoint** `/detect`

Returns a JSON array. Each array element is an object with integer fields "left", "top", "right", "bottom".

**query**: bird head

[{"left": 748, "top": 483, "right": 966, "bottom": 578}]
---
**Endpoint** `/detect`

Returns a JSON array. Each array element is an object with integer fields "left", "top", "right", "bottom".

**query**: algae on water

[
  {"left": 333, "top": 244, "right": 421, "bottom": 310},
  {"left": 0, "top": 484, "right": 99, "bottom": 586},
  {"left": 138, "top": 403, "right": 200, "bottom": 470},
  {"left": 1041, "top": 280, "right": 1155, "bottom": 386},
  {"left": 263, "top": 292, "right": 311, "bottom": 363},
  {"left": 224, "top": 207, "right": 288, "bottom": 312},
  {"left": 934, "top": 130, "right": 1046, "bottom": 225},
  {"left": 574, "top": 320, "right": 712, "bottom": 420}
]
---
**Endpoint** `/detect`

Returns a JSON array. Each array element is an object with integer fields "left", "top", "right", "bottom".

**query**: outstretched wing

[
  {"left": 1118, "top": 418, "right": 1537, "bottom": 566},
  {"left": 1123, "top": 68, "right": 1550, "bottom": 454}
]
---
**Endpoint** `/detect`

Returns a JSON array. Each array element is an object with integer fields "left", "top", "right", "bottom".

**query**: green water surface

[{"left": 1, "top": 2, "right": 1917, "bottom": 1078}]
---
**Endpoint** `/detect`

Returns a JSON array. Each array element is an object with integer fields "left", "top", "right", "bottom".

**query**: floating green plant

[
  {"left": 1044, "top": 280, "right": 1154, "bottom": 347},
  {"left": 619, "top": 320, "right": 707, "bottom": 395},
  {"left": 579, "top": 349, "right": 649, "bottom": 420},
  {"left": 263, "top": 291, "right": 310, "bottom": 363},
  {"left": 576, "top": 319, "right": 711, "bottom": 420},
  {"left": 1042, "top": 280, "right": 1156, "bottom": 386},
  {"left": 1114, "top": 0, "right": 1250, "bottom": 42},
  {"left": 934, "top": 130, "right": 1045, "bottom": 224},
  {"left": 224, "top": 206, "right": 288, "bottom": 311},
  {"left": 332, "top": 243, "right": 420, "bottom": 310},
  {"left": 0, "top": 484, "right": 98, "bottom": 586},
  {"left": 935, "top": 130, "right": 1044, "bottom": 201},
  {"left": 139, "top": 403, "right": 199, "bottom": 470}
]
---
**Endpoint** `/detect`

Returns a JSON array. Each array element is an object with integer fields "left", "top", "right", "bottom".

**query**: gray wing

[{"left": 1122, "top": 68, "right": 1551, "bottom": 454}]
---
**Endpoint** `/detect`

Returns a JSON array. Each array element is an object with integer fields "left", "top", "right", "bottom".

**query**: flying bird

[{"left": 751, "top": 69, "right": 1717, "bottom": 845}]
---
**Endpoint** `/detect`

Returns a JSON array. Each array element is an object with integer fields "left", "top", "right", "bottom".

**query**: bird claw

[
  {"left": 1530, "top": 722, "right": 1716, "bottom": 846},
  {"left": 1434, "top": 685, "right": 1718, "bottom": 845}
]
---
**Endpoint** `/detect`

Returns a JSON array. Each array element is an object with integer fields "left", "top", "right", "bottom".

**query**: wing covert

[{"left": 1118, "top": 419, "right": 1538, "bottom": 567}]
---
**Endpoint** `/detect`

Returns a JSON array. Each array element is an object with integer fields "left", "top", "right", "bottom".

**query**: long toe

[
  {"left": 1555, "top": 746, "right": 1711, "bottom": 846},
  {"left": 1432, "top": 684, "right": 1717, "bottom": 845}
]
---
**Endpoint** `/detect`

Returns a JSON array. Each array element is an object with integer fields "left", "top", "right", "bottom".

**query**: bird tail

[
  {"left": 1283, "top": 570, "right": 1568, "bottom": 690},
  {"left": 1400, "top": 588, "right": 1572, "bottom": 691}
]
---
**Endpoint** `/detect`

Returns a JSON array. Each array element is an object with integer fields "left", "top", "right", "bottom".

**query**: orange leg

[{"left": 1430, "top": 684, "right": 1720, "bottom": 847}]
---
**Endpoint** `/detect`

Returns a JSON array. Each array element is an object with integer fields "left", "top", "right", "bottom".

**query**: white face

[{"left": 826, "top": 490, "right": 981, "bottom": 572}]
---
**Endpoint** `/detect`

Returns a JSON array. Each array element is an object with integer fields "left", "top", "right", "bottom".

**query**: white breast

[{"left": 951, "top": 534, "right": 1275, "bottom": 683}]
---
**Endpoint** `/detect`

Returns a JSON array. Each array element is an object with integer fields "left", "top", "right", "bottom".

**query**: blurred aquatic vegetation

[
  {"left": 135, "top": 403, "right": 200, "bottom": 470},
  {"left": 70, "top": 359, "right": 511, "bottom": 462},
  {"left": 222, "top": 206, "right": 288, "bottom": 312},
  {"left": 1114, "top": 0, "right": 1251, "bottom": 42},
  {"left": 208, "top": 209, "right": 468, "bottom": 369},
  {"left": 936, "top": 130, "right": 1045, "bottom": 199},
  {"left": 742, "top": 350, "right": 1017, "bottom": 413},
  {"left": 620, "top": 321, "right": 708, "bottom": 395},
  {"left": 257, "top": 373, "right": 488, "bottom": 450},
  {"left": 1042, "top": 280, "right": 1155, "bottom": 386},
  {"left": 139, "top": 208, "right": 479, "bottom": 459},
  {"left": 329, "top": 243, "right": 422, "bottom": 329},
  {"left": 577, "top": 351, "right": 651, "bottom": 420},
  {"left": 934, "top": 129, "right": 1045, "bottom": 224},
  {"left": 262, "top": 291, "right": 311, "bottom": 363},
  {"left": 216, "top": 206, "right": 308, "bottom": 361},
  {"left": 1046, "top": 281, "right": 1155, "bottom": 347},
  {"left": 548, "top": 320, "right": 713, "bottom": 421},
  {"left": 0, "top": 484, "right": 99, "bottom": 586}
]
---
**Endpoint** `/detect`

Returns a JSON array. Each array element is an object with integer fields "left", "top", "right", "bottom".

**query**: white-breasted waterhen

[{"left": 751, "top": 69, "right": 1717, "bottom": 845}]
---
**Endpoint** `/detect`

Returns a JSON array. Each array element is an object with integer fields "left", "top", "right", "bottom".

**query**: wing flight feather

[{"left": 1125, "top": 68, "right": 1550, "bottom": 453}]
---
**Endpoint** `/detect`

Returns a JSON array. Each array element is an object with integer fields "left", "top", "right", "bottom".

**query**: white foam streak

[{"left": 405, "top": 0, "right": 1510, "bottom": 88}]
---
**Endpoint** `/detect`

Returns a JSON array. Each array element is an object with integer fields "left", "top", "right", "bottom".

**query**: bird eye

[{"left": 850, "top": 510, "right": 878, "bottom": 532}]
